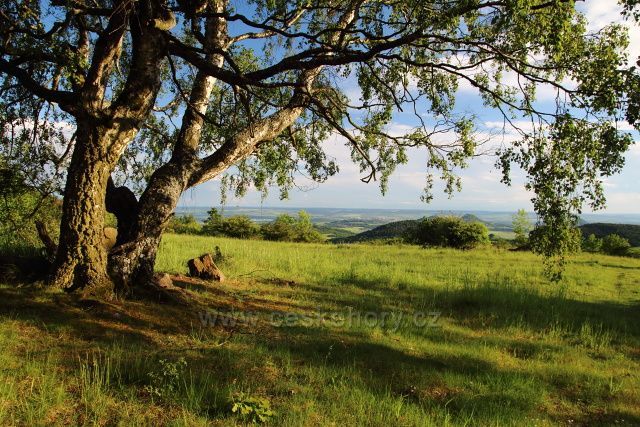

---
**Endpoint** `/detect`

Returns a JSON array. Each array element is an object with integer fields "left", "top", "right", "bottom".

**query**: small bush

[
  {"left": 261, "top": 211, "right": 325, "bottom": 243},
  {"left": 144, "top": 357, "right": 187, "bottom": 399},
  {"left": 582, "top": 233, "right": 603, "bottom": 253},
  {"left": 230, "top": 392, "right": 275, "bottom": 423},
  {"left": 202, "top": 208, "right": 260, "bottom": 239},
  {"left": 601, "top": 234, "right": 631, "bottom": 256},
  {"left": 220, "top": 215, "right": 260, "bottom": 239},
  {"left": 626, "top": 247, "right": 640, "bottom": 259},
  {"left": 491, "top": 237, "right": 515, "bottom": 250},
  {"left": 260, "top": 214, "right": 297, "bottom": 241},
  {"left": 167, "top": 214, "right": 202, "bottom": 235}
]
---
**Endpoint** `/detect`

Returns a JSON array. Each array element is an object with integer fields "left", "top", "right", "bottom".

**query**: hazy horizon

[
  {"left": 175, "top": 205, "right": 640, "bottom": 226},
  {"left": 176, "top": 204, "right": 640, "bottom": 216}
]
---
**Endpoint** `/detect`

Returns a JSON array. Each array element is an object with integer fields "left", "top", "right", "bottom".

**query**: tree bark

[{"left": 49, "top": 123, "right": 113, "bottom": 291}]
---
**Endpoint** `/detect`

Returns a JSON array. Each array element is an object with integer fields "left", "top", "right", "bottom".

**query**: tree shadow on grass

[
  {"left": 313, "top": 272, "right": 640, "bottom": 341},
  {"left": 0, "top": 282, "right": 640, "bottom": 425},
  {"left": 250, "top": 325, "right": 640, "bottom": 426},
  {"left": 0, "top": 286, "right": 194, "bottom": 347}
]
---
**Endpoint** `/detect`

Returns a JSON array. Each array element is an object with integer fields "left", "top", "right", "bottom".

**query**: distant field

[
  {"left": 488, "top": 230, "right": 517, "bottom": 239},
  {"left": 0, "top": 235, "right": 639, "bottom": 425}
]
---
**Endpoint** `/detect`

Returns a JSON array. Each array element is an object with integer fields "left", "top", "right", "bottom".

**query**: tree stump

[{"left": 187, "top": 253, "right": 225, "bottom": 282}]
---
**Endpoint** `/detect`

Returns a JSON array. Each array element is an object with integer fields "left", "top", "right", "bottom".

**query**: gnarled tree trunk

[
  {"left": 49, "top": 123, "right": 113, "bottom": 291},
  {"left": 107, "top": 18, "right": 225, "bottom": 296},
  {"left": 103, "top": 1, "right": 323, "bottom": 298},
  {"left": 107, "top": 161, "right": 191, "bottom": 297},
  {"left": 47, "top": 0, "right": 169, "bottom": 293}
]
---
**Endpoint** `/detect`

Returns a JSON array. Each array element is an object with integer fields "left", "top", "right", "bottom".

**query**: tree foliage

[
  {"left": 582, "top": 233, "right": 603, "bottom": 253},
  {"left": 512, "top": 209, "right": 532, "bottom": 247},
  {"left": 0, "top": 158, "right": 61, "bottom": 252},
  {"left": 529, "top": 223, "right": 582, "bottom": 280},
  {"left": 601, "top": 234, "right": 632, "bottom": 256}
]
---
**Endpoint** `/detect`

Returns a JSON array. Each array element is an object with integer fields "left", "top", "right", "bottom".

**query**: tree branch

[{"left": 0, "top": 58, "right": 78, "bottom": 114}]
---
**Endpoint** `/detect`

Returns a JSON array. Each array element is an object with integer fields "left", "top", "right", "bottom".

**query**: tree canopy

[{"left": 0, "top": 0, "right": 638, "bottom": 291}]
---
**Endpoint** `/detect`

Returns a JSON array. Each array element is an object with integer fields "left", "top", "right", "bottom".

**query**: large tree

[{"left": 0, "top": 0, "right": 636, "bottom": 295}]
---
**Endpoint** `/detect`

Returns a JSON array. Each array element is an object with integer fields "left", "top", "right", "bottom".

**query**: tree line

[
  {"left": 168, "top": 209, "right": 325, "bottom": 243},
  {"left": 511, "top": 209, "right": 639, "bottom": 259}
]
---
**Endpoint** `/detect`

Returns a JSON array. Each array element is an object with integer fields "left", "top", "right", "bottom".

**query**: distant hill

[
  {"left": 332, "top": 219, "right": 420, "bottom": 243},
  {"left": 324, "top": 219, "right": 388, "bottom": 229},
  {"left": 461, "top": 214, "right": 483, "bottom": 223},
  {"left": 332, "top": 214, "right": 493, "bottom": 243},
  {"left": 579, "top": 223, "right": 640, "bottom": 247}
]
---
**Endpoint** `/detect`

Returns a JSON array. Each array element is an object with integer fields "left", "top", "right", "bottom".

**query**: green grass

[{"left": 1, "top": 234, "right": 639, "bottom": 425}]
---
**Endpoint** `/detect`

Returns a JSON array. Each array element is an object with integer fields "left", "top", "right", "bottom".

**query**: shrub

[
  {"left": 144, "top": 357, "right": 187, "bottom": 399},
  {"left": 601, "top": 234, "right": 631, "bottom": 256},
  {"left": 582, "top": 233, "right": 603, "bottom": 253},
  {"left": 219, "top": 215, "right": 260, "bottom": 239},
  {"left": 261, "top": 211, "right": 325, "bottom": 243},
  {"left": 167, "top": 214, "right": 202, "bottom": 235},
  {"left": 261, "top": 214, "right": 297, "bottom": 241},
  {"left": 0, "top": 165, "right": 61, "bottom": 252},
  {"left": 292, "top": 211, "right": 325, "bottom": 243},
  {"left": 409, "top": 216, "right": 489, "bottom": 249},
  {"left": 201, "top": 208, "right": 260, "bottom": 239},
  {"left": 627, "top": 247, "right": 640, "bottom": 259},
  {"left": 491, "top": 237, "right": 514, "bottom": 250}
]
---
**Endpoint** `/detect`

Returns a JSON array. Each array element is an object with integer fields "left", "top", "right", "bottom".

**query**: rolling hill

[
  {"left": 332, "top": 219, "right": 420, "bottom": 243},
  {"left": 332, "top": 214, "right": 493, "bottom": 243}
]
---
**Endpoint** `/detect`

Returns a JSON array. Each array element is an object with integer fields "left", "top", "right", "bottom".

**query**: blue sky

[{"left": 179, "top": 2, "right": 640, "bottom": 214}]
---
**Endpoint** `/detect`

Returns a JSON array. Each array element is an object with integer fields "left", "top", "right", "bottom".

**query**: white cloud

[
  {"left": 581, "top": 1, "right": 640, "bottom": 62},
  {"left": 600, "top": 192, "right": 640, "bottom": 213}
]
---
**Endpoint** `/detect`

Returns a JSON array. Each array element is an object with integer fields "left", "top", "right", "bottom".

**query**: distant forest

[{"left": 579, "top": 223, "right": 640, "bottom": 247}]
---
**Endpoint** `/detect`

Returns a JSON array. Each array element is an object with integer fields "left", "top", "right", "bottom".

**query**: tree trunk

[
  {"left": 43, "top": 2, "right": 168, "bottom": 294},
  {"left": 49, "top": 124, "right": 113, "bottom": 291},
  {"left": 107, "top": 57, "right": 221, "bottom": 296},
  {"left": 108, "top": 160, "right": 194, "bottom": 296}
]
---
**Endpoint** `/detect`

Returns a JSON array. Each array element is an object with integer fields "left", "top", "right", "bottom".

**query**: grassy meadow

[{"left": 0, "top": 234, "right": 639, "bottom": 425}]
